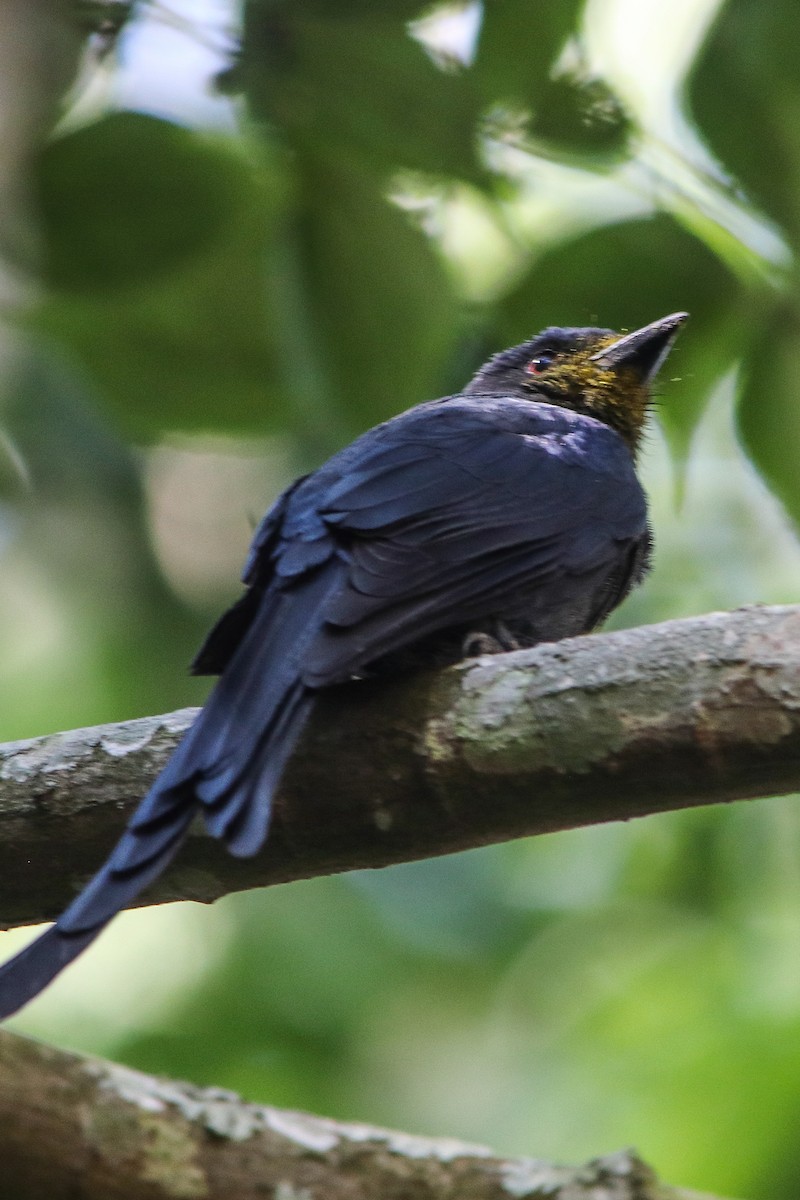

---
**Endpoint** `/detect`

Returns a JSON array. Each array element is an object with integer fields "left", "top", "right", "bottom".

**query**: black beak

[{"left": 590, "top": 312, "right": 688, "bottom": 382}]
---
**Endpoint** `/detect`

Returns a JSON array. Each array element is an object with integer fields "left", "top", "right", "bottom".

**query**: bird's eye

[{"left": 525, "top": 352, "right": 555, "bottom": 376}]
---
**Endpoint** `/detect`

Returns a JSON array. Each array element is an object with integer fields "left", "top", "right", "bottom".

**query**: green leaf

[
  {"left": 37, "top": 113, "right": 277, "bottom": 292},
  {"left": 296, "top": 152, "right": 461, "bottom": 431},
  {"left": 688, "top": 0, "right": 800, "bottom": 522},
  {"left": 736, "top": 295, "right": 800, "bottom": 531},
  {"left": 33, "top": 115, "right": 294, "bottom": 438},
  {"left": 527, "top": 75, "right": 632, "bottom": 162},
  {"left": 475, "top": 0, "right": 586, "bottom": 107},
  {"left": 688, "top": 0, "right": 800, "bottom": 249},
  {"left": 474, "top": 0, "right": 631, "bottom": 162},
  {"left": 236, "top": 3, "right": 482, "bottom": 180},
  {"left": 246, "top": 0, "right": 424, "bottom": 16}
]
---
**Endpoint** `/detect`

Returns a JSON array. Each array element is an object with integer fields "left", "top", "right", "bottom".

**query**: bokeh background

[{"left": 2, "top": 1, "right": 800, "bottom": 1196}]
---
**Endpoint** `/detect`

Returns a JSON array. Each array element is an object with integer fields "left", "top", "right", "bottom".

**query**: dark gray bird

[{"left": 0, "top": 311, "right": 686, "bottom": 1017}]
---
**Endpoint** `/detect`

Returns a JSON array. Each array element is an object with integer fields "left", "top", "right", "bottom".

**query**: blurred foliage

[
  {"left": 474, "top": 0, "right": 632, "bottom": 159},
  {"left": 688, "top": 0, "right": 800, "bottom": 528},
  {"left": 35, "top": 113, "right": 291, "bottom": 438},
  {"left": 2, "top": 1, "right": 800, "bottom": 1198}
]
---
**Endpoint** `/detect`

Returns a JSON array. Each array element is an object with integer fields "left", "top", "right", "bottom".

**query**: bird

[{"left": 0, "top": 311, "right": 687, "bottom": 1018}]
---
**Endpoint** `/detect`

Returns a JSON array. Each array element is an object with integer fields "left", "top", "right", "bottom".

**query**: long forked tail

[{"left": 0, "top": 569, "right": 335, "bottom": 1020}]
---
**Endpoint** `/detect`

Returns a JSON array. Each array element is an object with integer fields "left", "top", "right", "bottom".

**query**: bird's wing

[
  {"left": 194, "top": 399, "right": 645, "bottom": 691},
  {"left": 296, "top": 398, "right": 647, "bottom": 684},
  {"left": 191, "top": 474, "right": 313, "bottom": 676}
]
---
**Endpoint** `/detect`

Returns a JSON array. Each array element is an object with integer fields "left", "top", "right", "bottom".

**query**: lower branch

[
  {"left": 2, "top": 604, "right": 800, "bottom": 928},
  {"left": 0, "top": 1029, "right": 730, "bottom": 1200}
]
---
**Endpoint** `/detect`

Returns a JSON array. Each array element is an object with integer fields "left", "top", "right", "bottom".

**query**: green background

[{"left": 3, "top": 1, "right": 800, "bottom": 1195}]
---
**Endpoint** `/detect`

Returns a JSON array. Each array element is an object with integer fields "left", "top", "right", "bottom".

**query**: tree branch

[
  {"left": 3, "top": 604, "right": 800, "bottom": 929},
  {"left": 0, "top": 1028, "right": 731, "bottom": 1200}
]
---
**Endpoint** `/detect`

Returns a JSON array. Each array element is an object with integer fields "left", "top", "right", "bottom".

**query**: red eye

[{"left": 526, "top": 351, "right": 555, "bottom": 375}]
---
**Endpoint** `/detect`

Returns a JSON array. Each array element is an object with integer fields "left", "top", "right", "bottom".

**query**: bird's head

[{"left": 465, "top": 312, "right": 688, "bottom": 453}]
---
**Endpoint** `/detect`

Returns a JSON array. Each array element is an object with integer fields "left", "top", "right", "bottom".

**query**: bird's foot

[
  {"left": 462, "top": 622, "right": 523, "bottom": 659},
  {"left": 462, "top": 632, "right": 504, "bottom": 657},
  {"left": 494, "top": 621, "right": 522, "bottom": 651}
]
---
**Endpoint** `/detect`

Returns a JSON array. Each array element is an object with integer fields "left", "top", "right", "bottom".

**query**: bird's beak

[{"left": 590, "top": 312, "right": 689, "bottom": 382}]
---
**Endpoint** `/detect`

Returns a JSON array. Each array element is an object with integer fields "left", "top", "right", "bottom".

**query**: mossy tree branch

[
  {"left": 0, "top": 1029, "right": 732, "bottom": 1200},
  {"left": 1, "top": 604, "right": 799, "bottom": 930}
]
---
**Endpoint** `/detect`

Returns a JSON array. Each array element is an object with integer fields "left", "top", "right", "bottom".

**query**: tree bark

[
  {"left": 2, "top": 604, "right": 800, "bottom": 929},
  {"left": 0, "top": 1028, "right": 731, "bottom": 1200}
]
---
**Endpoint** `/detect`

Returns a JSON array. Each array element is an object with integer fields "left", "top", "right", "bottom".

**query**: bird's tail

[{"left": 0, "top": 566, "right": 336, "bottom": 1019}]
